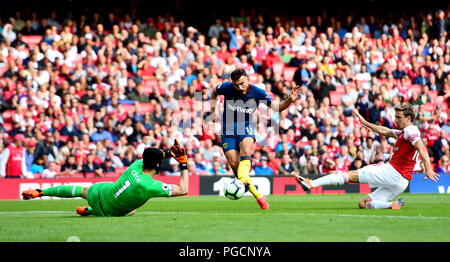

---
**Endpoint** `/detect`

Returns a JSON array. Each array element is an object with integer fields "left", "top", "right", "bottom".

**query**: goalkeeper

[{"left": 22, "top": 140, "right": 189, "bottom": 217}]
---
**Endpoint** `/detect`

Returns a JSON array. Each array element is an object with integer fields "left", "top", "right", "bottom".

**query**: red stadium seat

[
  {"left": 21, "top": 35, "right": 43, "bottom": 48},
  {"left": 248, "top": 73, "right": 258, "bottom": 84},
  {"left": 2, "top": 122, "right": 12, "bottom": 132},
  {"left": 139, "top": 103, "right": 154, "bottom": 113},
  {"left": 424, "top": 103, "right": 434, "bottom": 113},
  {"left": 121, "top": 104, "right": 136, "bottom": 113},
  {"left": 428, "top": 91, "right": 438, "bottom": 104},
  {"left": 142, "top": 79, "right": 158, "bottom": 94},
  {"left": 272, "top": 62, "right": 285, "bottom": 75},
  {"left": 410, "top": 84, "right": 422, "bottom": 94},
  {"left": 283, "top": 67, "right": 297, "bottom": 81},
  {"left": 335, "top": 85, "right": 345, "bottom": 92},
  {"left": 2, "top": 110, "right": 14, "bottom": 123},
  {"left": 329, "top": 91, "right": 344, "bottom": 106},
  {"left": 0, "top": 65, "right": 7, "bottom": 76},
  {"left": 59, "top": 135, "right": 70, "bottom": 143}
]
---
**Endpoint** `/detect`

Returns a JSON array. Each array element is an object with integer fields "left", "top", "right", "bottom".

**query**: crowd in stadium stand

[{"left": 0, "top": 7, "right": 449, "bottom": 179}]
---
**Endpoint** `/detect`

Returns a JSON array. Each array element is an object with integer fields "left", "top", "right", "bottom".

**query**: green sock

[{"left": 42, "top": 185, "right": 83, "bottom": 198}]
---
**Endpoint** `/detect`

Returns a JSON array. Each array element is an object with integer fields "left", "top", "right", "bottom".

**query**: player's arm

[
  {"left": 414, "top": 139, "right": 439, "bottom": 182},
  {"left": 210, "top": 86, "right": 219, "bottom": 120},
  {"left": 0, "top": 148, "right": 10, "bottom": 178},
  {"left": 352, "top": 108, "right": 396, "bottom": 138},
  {"left": 169, "top": 139, "right": 189, "bottom": 196},
  {"left": 270, "top": 85, "right": 301, "bottom": 112}
]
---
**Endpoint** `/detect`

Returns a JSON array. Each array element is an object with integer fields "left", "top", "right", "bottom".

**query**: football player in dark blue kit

[{"left": 210, "top": 68, "right": 301, "bottom": 209}]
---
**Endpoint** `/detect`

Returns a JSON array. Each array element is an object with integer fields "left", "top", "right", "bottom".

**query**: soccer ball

[{"left": 224, "top": 178, "right": 246, "bottom": 200}]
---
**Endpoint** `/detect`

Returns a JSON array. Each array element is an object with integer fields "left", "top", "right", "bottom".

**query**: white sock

[
  {"left": 310, "top": 172, "right": 349, "bottom": 188},
  {"left": 366, "top": 200, "right": 393, "bottom": 209}
]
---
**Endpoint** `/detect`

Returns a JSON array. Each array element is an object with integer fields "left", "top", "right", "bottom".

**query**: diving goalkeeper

[{"left": 21, "top": 140, "right": 189, "bottom": 217}]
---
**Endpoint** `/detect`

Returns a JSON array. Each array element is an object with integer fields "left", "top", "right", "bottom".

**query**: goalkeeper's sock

[
  {"left": 366, "top": 200, "right": 393, "bottom": 209},
  {"left": 237, "top": 157, "right": 262, "bottom": 200},
  {"left": 310, "top": 172, "right": 349, "bottom": 188},
  {"left": 42, "top": 185, "right": 83, "bottom": 198}
]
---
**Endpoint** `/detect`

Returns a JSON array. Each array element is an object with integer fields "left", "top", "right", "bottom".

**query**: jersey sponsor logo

[{"left": 227, "top": 103, "right": 256, "bottom": 114}]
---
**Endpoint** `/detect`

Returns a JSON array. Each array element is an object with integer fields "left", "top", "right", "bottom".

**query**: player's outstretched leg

[
  {"left": 294, "top": 172, "right": 350, "bottom": 191},
  {"left": 22, "top": 185, "right": 84, "bottom": 199},
  {"left": 238, "top": 155, "right": 269, "bottom": 210}
]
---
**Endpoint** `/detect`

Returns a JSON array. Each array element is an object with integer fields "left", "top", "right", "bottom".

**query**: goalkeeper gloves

[{"left": 170, "top": 139, "right": 188, "bottom": 170}]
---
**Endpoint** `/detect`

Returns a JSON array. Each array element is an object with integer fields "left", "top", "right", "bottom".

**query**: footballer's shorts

[
  {"left": 358, "top": 163, "right": 409, "bottom": 202},
  {"left": 86, "top": 182, "right": 113, "bottom": 217},
  {"left": 221, "top": 123, "right": 256, "bottom": 152}
]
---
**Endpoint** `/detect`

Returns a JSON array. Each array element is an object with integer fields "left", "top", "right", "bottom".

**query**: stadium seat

[
  {"left": 0, "top": 65, "right": 7, "bottom": 76},
  {"left": 59, "top": 135, "right": 70, "bottom": 143},
  {"left": 282, "top": 67, "right": 297, "bottom": 81},
  {"left": 121, "top": 104, "right": 136, "bottom": 113},
  {"left": 424, "top": 103, "right": 434, "bottom": 114},
  {"left": 248, "top": 73, "right": 258, "bottom": 84},
  {"left": 2, "top": 110, "right": 14, "bottom": 123},
  {"left": 139, "top": 103, "right": 154, "bottom": 113},
  {"left": 410, "top": 84, "right": 422, "bottom": 94},
  {"left": 21, "top": 35, "right": 43, "bottom": 48},
  {"left": 335, "top": 85, "right": 345, "bottom": 93},
  {"left": 428, "top": 91, "right": 438, "bottom": 104},
  {"left": 272, "top": 62, "right": 285, "bottom": 75},
  {"left": 2, "top": 122, "right": 12, "bottom": 132},
  {"left": 329, "top": 91, "right": 344, "bottom": 106}
]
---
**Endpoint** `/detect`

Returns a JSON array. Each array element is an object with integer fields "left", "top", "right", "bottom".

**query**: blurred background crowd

[{"left": 0, "top": 0, "right": 449, "bottom": 179}]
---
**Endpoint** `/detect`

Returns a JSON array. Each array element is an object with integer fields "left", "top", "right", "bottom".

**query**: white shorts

[{"left": 358, "top": 163, "right": 409, "bottom": 202}]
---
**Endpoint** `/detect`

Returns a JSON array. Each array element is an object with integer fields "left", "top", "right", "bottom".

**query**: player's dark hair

[
  {"left": 395, "top": 104, "right": 415, "bottom": 122},
  {"left": 142, "top": 147, "right": 164, "bottom": 173},
  {"left": 230, "top": 68, "right": 248, "bottom": 81}
]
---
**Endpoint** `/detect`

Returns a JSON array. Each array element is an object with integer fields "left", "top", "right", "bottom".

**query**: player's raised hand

[
  {"left": 289, "top": 85, "right": 302, "bottom": 101},
  {"left": 170, "top": 139, "right": 187, "bottom": 164},
  {"left": 352, "top": 108, "right": 364, "bottom": 121}
]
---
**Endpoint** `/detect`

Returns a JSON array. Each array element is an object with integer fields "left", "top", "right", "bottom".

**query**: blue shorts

[{"left": 221, "top": 125, "right": 255, "bottom": 153}]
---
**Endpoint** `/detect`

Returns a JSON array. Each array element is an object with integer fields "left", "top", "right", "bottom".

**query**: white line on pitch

[{"left": 0, "top": 210, "right": 449, "bottom": 220}]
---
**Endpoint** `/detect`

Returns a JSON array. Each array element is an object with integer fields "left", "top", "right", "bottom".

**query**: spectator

[
  {"left": 254, "top": 156, "right": 274, "bottom": 175},
  {"left": 122, "top": 147, "right": 137, "bottom": 167},
  {"left": 41, "top": 161, "right": 67, "bottom": 178},
  {"left": 101, "top": 157, "right": 116, "bottom": 173},
  {"left": 278, "top": 154, "right": 299, "bottom": 175},
  {"left": 91, "top": 122, "right": 113, "bottom": 143},
  {"left": 341, "top": 84, "right": 358, "bottom": 116},
  {"left": 0, "top": 134, "right": 30, "bottom": 178},
  {"left": 207, "top": 160, "right": 227, "bottom": 175},
  {"left": 61, "top": 154, "right": 82, "bottom": 175},
  {"left": 34, "top": 131, "right": 58, "bottom": 165},
  {"left": 318, "top": 74, "right": 336, "bottom": 103},
  {"left": 437, "top": 155, "right": 449, "bottom": 173},
  {"left": 24, "top": 139, "right": 37, "bottom": 173},
  {"left": 82, "top": 153, "right": 103, "bottom": 177},
  {"left": 298, "top": 145, "right": 319, "bottom": 175},
  {"left": 30, "top": 156, "right": 45, "bottom": 175}
]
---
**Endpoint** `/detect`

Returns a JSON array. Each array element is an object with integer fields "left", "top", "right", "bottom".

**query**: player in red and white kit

[{"left": 295, "top": 104, "right": 439, "bottom": 209}]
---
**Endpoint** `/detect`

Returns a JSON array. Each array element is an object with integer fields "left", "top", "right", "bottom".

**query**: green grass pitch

[{"left": 1, "top": 194, "right": 449, "bottom": 242}]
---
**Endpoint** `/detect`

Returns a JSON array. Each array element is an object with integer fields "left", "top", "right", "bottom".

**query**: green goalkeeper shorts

[{"left": 86, "top": 182, "right": 111, "bottom": 217}]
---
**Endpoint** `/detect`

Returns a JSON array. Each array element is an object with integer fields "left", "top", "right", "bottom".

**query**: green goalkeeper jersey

[{"left": 87, "top": 160, "right": 173, "bottom": 216}]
